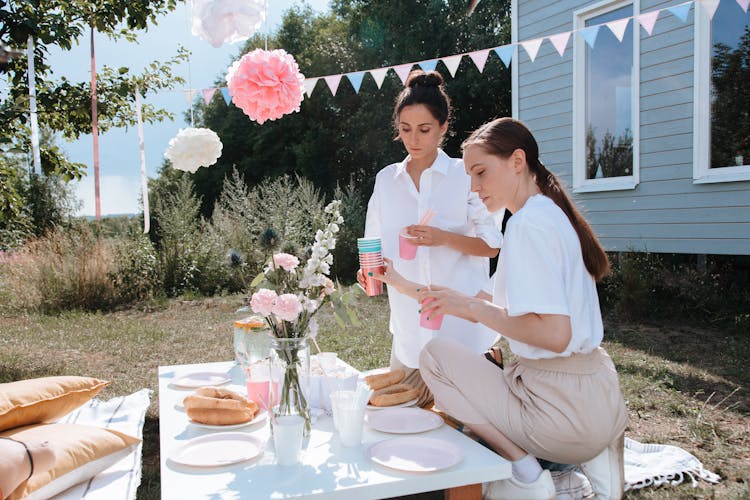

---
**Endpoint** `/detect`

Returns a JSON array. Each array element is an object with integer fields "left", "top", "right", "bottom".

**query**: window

[
  {"left": 573, "top": 0, "right": 639, "bottom": 192},
  {"left": 694, "top": 1, "right": 750, "bottom": 183}
]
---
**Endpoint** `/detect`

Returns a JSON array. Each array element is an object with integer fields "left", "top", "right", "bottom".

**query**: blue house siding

[{"left": 514, "top": 0, "right": 750, "bottom": 255}]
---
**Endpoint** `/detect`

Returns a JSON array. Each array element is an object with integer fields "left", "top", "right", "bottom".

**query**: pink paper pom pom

[{"left": 225, "top": 48, "right": 305, "bottom": 124}]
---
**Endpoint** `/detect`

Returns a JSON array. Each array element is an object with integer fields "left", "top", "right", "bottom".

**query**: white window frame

[
  {"left": 693, "top": 5, "right": 750, "bottom": 183},
  {"left": 572, "top": 0, "right": 640, "bottom": 193}
]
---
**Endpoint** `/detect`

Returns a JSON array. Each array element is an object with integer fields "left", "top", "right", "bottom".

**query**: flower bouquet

[{"left": 248, "top": 200, "right": 359, "bottom": 434}]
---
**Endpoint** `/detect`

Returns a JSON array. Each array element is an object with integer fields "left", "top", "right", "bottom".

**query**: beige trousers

[
  {"left": 419, "top": 338, "right": 628, "bottom": 464},
  {"left": 390, "top": 347, "right": 434, "bottom": 408}
]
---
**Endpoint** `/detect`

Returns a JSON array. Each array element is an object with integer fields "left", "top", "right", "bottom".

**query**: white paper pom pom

[{"left": 164, "top": 127, "right": 223, "bottom": 173}]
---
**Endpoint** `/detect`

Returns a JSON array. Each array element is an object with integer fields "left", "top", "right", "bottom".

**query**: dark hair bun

[{"left": 406, "top": 70, "right": 444, "bottom": 89}]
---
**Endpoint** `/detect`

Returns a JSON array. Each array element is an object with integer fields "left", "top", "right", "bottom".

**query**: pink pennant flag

[
  {"left": 469, "top": 49, "right": 490, "bottom": 73},
  {"left": 737, "top": 0, "right": 749, "bottom": 12},
  {"left": 548, "top": 32, "right": 571, "bottom": 57},
  {"left": 324, "top": 75, "right": 342, "bottom": 96},
  {"left": 303, "top": 78, "right": 318, "bottom": 98},
  {"left": 370, "top": 67, "right": 388, "bottom": 88},
  {"left": 182, "top": 89, "right": 197, "bottom": 104},
  {"left": 441, "top": 55, "right": 462, "bottom": 77},
  {"left": 521, "top": 38, "right": 543, "bottom": 62},
  {"left": 699, "top": 0, "right": 720, "bottom": 18},
  {"left": 201, "top": 88, "right": 216, "bottom": 105},
  {"left": 637, "top": 11, "right": 659, "bottom": 35},
  {"left": 606, "top": 18, "right": 630, "bottom": 42},
  {"left": 394, "top": 64, "right": 412, "bottom": 85}
]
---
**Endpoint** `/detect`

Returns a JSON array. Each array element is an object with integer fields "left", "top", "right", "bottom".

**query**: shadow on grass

[
  {"left": 605, "top": 320, "right": 749, "bottom": 415},
  {"left": 0, "top": 363, "right": 65, "bottom": 383}
]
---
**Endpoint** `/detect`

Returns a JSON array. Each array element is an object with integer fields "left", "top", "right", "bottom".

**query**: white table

[{"left": 158, "top": 360, "right": 511, "bottom": 499}]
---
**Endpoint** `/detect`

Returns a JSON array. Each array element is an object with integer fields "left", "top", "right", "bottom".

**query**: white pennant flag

[
  {"left": 606, "top": 18, "right": 630, "bottom": 42},
  {"left": 521, "top": 38, "right": 543, "bottom": 62},
  {"left": 303, "top": 78, "right": 318, "bottom": 98},
  {"left": 699, "top": 0, "right": 720, "bottom": 19},
  {"left": 737, "top": 0, "right": 749, "bottom": 13},
  {"left": 441, "top": 55, "right": 463, "bottom": 77},
  {"left": 370, "top": 67, "right": 388, "bottom": 88},
  {"left": 201, "top": 88, "right": 216, "bottom": 105},
  {"left": 394, "top": 63, "right": 412, "bottom": 85},
  {"left": 182, "top": 89, "right": 197, "bottom": 104},
  {"left": 548, "top": 32, "right": 571, "bottom": 57},
  {"left": 324, "top": 75, "right": 342, "bottom": 96},
  {"left": 637, "top": 11, "right": 659, "bottom": 35},
  {"left": 469, "top": 49, "right": 490, "bottom": 73}
]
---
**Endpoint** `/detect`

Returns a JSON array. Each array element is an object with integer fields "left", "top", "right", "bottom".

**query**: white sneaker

[
  {"left": 483, "top": 469, "right": 557, "bottom": 499},
  {"left": 579, "top": 434, "right": 624, "bottom": 500}
]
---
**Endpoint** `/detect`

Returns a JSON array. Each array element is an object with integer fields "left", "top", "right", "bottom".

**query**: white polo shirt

[
  {"left": 365, "top": 149, "right": 503, "bottom": 368},
  {"left": 493, "top": 194, "right": 604, "bottom": 359}
]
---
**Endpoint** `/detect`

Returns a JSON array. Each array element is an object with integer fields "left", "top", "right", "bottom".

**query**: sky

[{"left": 45, "top": 0, "right": 330, "bottom": 216}]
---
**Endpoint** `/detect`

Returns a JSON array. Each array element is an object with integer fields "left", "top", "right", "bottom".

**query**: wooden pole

[{"left": 90, "top": 18, "right": 101, "bottom": 221}]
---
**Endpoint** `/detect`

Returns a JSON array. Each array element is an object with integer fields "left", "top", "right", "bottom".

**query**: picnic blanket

[
  {"left": 624, "top": 437, "right": 721, "bottom": 491},
  {"left": 53, "top": 389, "right": 151, "bottom": 500}
]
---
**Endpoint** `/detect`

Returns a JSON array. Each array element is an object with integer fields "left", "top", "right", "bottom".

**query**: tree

[{"left": 189, "top": 0, "right": 512, "bottom": 217}]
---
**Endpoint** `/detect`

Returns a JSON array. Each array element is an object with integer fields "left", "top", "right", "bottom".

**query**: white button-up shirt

[{"left": 365, "top": 149, "right": 503, "bottom": 368}]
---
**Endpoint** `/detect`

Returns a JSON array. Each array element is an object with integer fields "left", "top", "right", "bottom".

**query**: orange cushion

[
  {"left": 2, "top": 423, "right": 140, "bottom": 500},
  {"left": 0, "top": 376, "right": 109, "bottom": 432}
]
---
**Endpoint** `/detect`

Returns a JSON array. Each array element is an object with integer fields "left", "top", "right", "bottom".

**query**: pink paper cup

[
  {"left": 419, "top": 297, "right": 444, "bottom": 330},
  {"left": 399, "top": 231, "right": 418, "bottom": 260},
  {"left": 361, "top": 265, "right": 385, "bottom": 296}
]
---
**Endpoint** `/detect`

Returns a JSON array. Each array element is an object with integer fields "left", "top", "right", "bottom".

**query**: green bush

[
  {"left": 110, "top": 231, "right": 162, "bottom": 304},
  {"left": 331, "top": 178, "right": 366, "bottom": 283}
]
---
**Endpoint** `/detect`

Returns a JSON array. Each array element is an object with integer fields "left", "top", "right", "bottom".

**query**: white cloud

[{"left": 73, "top": 175, "right": 144, "bottom": 217}]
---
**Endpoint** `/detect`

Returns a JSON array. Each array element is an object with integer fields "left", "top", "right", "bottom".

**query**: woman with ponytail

[
  {"left": 372, "top": 117, "right": 627, "bottom": 499},
  {"left": 357, "top": 70, "right": 502, "bottom": 408}
]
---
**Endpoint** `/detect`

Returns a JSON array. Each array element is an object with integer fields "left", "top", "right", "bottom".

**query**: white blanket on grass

[
  {"left": 52, "top": 389, "right": 151, "bottom": 500},
  {"left": 624, "top": 437, "right": 721, "bottom": 491}
]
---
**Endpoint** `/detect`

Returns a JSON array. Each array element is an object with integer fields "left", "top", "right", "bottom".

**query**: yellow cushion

[
  {"left": 2, "top": 423, "right": 140, "bottom": 500},
  {"left": 0, "top": 376, "right": 109, "bottom": 432}
]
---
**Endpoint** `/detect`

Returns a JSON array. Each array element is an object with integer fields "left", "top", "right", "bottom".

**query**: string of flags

[{"left": 178, "top": 0, "right": 747, "bottom": 106}]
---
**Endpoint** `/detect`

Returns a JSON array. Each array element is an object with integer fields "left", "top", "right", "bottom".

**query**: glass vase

[{"left": 270, "top": 336, "right": 311, "bottom": 436}]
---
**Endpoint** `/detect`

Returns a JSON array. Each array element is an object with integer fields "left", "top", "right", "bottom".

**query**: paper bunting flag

[
  {"left": 442, "top": 54, "right": 462, "bottom": 77},
  {"left": 201, "top": 88, "right": 216, "bottom": 105},
  {"left": 548, "top": 32, "right": 571, "bottom": 57},
  {"left": 347, "top": 71, "right": 365, "bottom": 93},
  {"left": 303, "top": 78, "right": 318, "bottom": 98},
  {"left": 469, "top": 49, "right": 490, "bottom": 72},
  {"left": 606, "top": 18, "right": 630, "bottom": 42},
  {"left": 521, "top": 38, "right": 543, "bottom": 62},
  {"left": 394, "top": 63, "right": 413, "bottom": 85},
  {"left": 220, "top": 87, "right": 232, "bottom": 105},
  {"left": 182, "top": 89, "right": 197, "bottom": 103},
  {"left": 494, "top": 45, "right": 514, "bottom": 67},
  {"left": 324, "top": 74, "right": 342, "bottom": 96},
  {"left": 370, "top": 67, "right": 388, "bottom": 88},
  {"left": 419, "top": 59, "right": 438, "bottom": 72},
  {"left": 667, "top": 2, "right": 692, "bottom": 21},
  {"left": 738, "top": 0, "right": 749, "bottom": 13},
  {"left": 580, "top": 26, "right": 601, "bottom": 49},
  {"left": 637, "top": 11, "right": 659, "bottom": 35},
  {"left": 699, "top": 0, "right": 720, "bottom": 19}
]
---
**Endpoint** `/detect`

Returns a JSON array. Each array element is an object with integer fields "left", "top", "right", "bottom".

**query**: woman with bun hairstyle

[
  {"left": 357, "top": 70, "right": 502, "bottom": 407},
  {"left": 371, "top": 117, "right": 627, "bottom": 499}
]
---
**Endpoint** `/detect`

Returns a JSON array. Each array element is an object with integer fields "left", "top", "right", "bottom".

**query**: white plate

[
  {"left": 170, "top": 432, "right": 264, "bottom": 467},
  {"left": 367, "top": 436, "right": 463, "bottom": 472},
  {"left": 172, "top": 372, "right": 231, "bottom": 389},
  {"left": 366, "top": 407, "right": 443, "bottom": 434},
  {"left": 366, "top": 397, "right": 418, "bottom": 410},
  {"left": 189, "top": 410, "right": 268, "bottom": 430}
]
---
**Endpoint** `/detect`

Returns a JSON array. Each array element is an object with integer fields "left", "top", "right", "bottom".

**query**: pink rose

[
  {"left": 273, "top": 294, "right": 302, "bottom": 322},
  {"left": 273, "top": 253, "right": 300, "bottom": 271},
  {"left": 250, "top": 289, "right": 277, "bottom": 317}
]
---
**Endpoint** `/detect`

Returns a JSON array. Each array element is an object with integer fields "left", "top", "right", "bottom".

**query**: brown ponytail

[{"left": 462, "top": 117, "right": 610, "bottom": 281}]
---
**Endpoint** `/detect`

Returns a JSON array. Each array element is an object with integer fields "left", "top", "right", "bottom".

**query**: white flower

[
  {"left": 307, "top": 317, "right": 319, "bottom": 339},
  {"left": 164, "top": 127, "right": 223, "bottom": 172}
]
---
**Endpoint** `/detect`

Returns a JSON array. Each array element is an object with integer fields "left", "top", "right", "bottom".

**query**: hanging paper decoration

[
  {"left": 202, "top": 88, "right": 217, "bottom": 105},
  {"left": 494, "top": 45, "right": 515, "bottom": 67},
  {"left": 700, "top": 0, "right": 720, "bottom": 18},
  {"left": 394, "top": 63, "right": 413, "bottom": 84},
  {"left": 226, "top": 48, "right": 305, "bottom": 124},
  {"left": 191, "top": 0, "right": 266, "bottom": 48},
  {"left": 442, "top": 55, "right": 462, "bottom": 77},
  {"left": 370, "top": 68, "right": 388, "bottom": 88},
  {"left": 549, "top": 32, "right": 571, "bottom": 57},
  {"left": 347, "top": 72, "right": 365, "bottom": 93},
  {"left": 304, "top": 78, "right": 318, "bottom": 98},
  {"left": 324, "top": 74, "right": 342, "bottom": 95},
  {"left": 419, "top": 59, "right": 438, "bottom": 72},
  {"left": 637, "top": 11, "right": 659, "bottom": 35},
  {"left": 580, "top": 25, "right": 601, "bottom": 49},
  {"left": 469, "top": 49, "right": 490, "bottom": 72},
  {"left": 521, "top": 38, "right": 543, "bottom": 62},
  {"left": 606, "top": 18, "right": 630, "bottom": 42},
  {"left": 667, "top": 3, "right": 692, "bottom": 22},
  {"left": 164, "top": 127, "right": 223, "bottom": 173}
]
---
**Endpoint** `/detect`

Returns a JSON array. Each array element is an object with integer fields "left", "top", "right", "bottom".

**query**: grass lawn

[{"left": 1, "top": 291, "right": 748, "bottom": 499}]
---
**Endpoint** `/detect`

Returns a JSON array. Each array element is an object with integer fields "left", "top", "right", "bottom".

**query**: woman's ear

[
  {"left": 440, "top": 121, "right": 448, "bottom": 137},
  {"left": 511, "top": 148, "right": 527, "bottom": 172}
]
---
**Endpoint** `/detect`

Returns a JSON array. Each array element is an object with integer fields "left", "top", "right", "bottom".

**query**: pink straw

[{"left": 418, "top": 208, "right": 436, "bottom": 226}]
